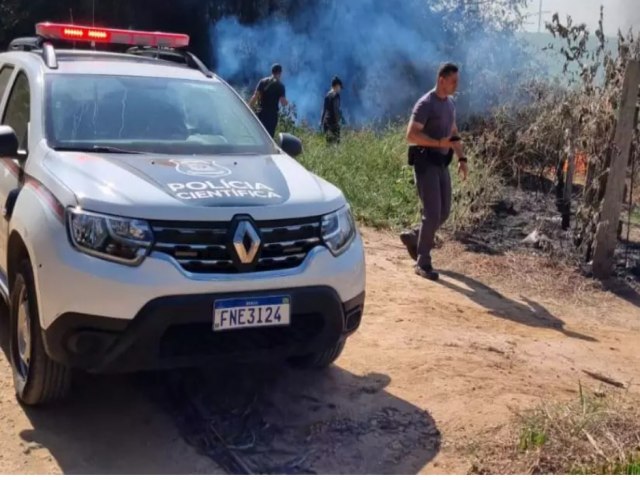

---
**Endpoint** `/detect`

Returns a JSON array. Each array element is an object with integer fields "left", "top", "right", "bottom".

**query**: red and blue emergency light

[{"left": 35, "top": 22, "right": 190, "bottom": 48}]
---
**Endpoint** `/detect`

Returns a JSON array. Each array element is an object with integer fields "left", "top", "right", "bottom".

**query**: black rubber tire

[
  {"left": 289, "top": 339, "right": 346, "bottom": 369},
  {"left": 9, "top": 259, "right": 71, "bottom": 406}
]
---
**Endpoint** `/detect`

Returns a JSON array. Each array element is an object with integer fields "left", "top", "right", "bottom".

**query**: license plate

[{"left": 213, "top": 295, "right": 291, "bottom": 332}]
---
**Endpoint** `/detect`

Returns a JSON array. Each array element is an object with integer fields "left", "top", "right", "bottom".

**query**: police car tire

[
  {"left": 9, "top": 260, "right": 71, "bottom": 406},
  {"left": 289, "top": 339, "right": 346, "bottom": 369}
]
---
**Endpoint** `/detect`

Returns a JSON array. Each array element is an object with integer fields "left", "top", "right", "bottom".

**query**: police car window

[
  {"left": 0, "top": 66, "right": 15, "bottom": 102},
  {"left": 45, "top": 75, "right": 276, "bottom": 155},
  {"left": 3, "top": 72, "right": 30, "bottom": 151}
]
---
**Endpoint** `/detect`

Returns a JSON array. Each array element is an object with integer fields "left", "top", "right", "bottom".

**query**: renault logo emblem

[{"left": 233, "top": 221, "right": 261, "bottom": 264}]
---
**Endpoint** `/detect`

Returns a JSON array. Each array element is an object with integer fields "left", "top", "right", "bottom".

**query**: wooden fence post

[
  {"left": 592, "top": 60, "right": 640, "bottom": 279},
  {"left": 562, "top": 126, "right": 577, "bottom": 230}
]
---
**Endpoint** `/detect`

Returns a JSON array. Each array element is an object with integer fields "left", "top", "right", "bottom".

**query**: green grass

[
  {"left": 296, "top": 127, "right": 417, "bottom": 229},
  {"left": 615, "top": 460, "right": 640, "bottom": 475},
  {"left": 518, "top": 427, "right": 548, "bottom": 452},
  {"left": 577, "top": 459, "right": 640, "bottom": 475},
  {"left": 286, "top": 125, "right": 502, "bottom": 231}
]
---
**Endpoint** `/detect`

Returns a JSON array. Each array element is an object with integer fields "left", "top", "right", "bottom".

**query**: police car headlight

[
  {"left": 322, "top": 205, "right": 357, "bottom": 256},
  {"left": 67, "top": 209, "right": 153, "bottom": 265}
]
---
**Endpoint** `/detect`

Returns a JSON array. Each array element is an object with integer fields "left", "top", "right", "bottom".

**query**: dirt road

[{"left": 1, "top": 228, "right": 639, "bottom": 474}]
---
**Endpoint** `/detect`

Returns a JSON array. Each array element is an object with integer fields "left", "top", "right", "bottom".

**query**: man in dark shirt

[
  {"left": 249, "top": 64, "right": 289, "bottom": 138},
  {"left": 403, "top": 62, "right": 468, "bottom": 281},
  {"left": 321, "top": 76, "right": 343, "bottom": 143}
]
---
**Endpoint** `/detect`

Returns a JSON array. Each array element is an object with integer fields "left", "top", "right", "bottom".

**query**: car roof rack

[
  {"left": 8, "top": 36, "right": 58, "bottom": 69},
  {"left": 8, "top": 36, "right": 42, "bottom": 52},
  {"left": 6, "top": 37, "right": 212, "bottom": 77},
  {"left": 5, "top": 23, "right": 213, "bottom": 78},
  {"left": 126, "top": 46, "right": 213, "bottom": 78}
]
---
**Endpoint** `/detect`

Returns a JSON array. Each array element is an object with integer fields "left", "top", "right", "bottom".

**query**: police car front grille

[{"left": 149, "top": 218, "right": 323, "bottom": 274}]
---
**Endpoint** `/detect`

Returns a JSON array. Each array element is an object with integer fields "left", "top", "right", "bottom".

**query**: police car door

[{"left": 0, "top": 67, "right": 29, "bottom": 283}]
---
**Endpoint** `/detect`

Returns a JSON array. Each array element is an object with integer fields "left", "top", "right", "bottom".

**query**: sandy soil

[{"left": 1, "top": 227, "right": 639, "bottom": 474}]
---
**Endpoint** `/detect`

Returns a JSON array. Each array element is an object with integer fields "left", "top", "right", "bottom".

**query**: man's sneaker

[
  {"left": 414, "top": 264, "right": 440, "bottom": 281},
  {"left": 400, "top": 230, "right": 418, "bottom": 261}
]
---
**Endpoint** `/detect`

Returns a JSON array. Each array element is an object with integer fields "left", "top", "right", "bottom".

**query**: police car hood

[{"left": 45, "top": 151, "right": 346, "bottom": 221}]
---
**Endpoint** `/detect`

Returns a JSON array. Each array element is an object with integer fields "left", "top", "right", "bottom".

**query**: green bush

[{"left": 291, "top": 125, "right": 501, "bottom": 232}]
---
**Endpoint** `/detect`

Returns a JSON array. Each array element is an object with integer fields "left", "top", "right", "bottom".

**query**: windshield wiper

[{"left": 54, "top": 145, "right": 143, "bottom": 154}]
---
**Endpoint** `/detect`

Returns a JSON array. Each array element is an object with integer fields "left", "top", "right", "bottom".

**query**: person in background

[
  {"left": 249, "top": 63, "right": 289, "bottom": 138},
  {"left": 321, "top": 76, "right": 343, "bottom": 143},
  {"left": 403, "top": 62, "right": 468, "bottom": 281}
]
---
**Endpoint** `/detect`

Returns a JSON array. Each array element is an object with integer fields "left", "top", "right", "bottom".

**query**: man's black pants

[
  {"left": 259, "top": 113, "right": 278, "bottom": 138},
  {"left": 414, "top": 161, "right": 452, "bottom": 268},
  {"left": 323, "top": 123, "right": 341, "bottom": 144}
]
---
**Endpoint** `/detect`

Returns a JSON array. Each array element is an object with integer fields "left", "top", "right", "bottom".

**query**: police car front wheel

[{"left": 9, "top": 260, "right": 71, "bottom": 406}]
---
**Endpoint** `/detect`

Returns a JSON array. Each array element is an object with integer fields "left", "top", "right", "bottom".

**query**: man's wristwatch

[{"left": 459, "top": 157, "right": 468, "bottom": 163}]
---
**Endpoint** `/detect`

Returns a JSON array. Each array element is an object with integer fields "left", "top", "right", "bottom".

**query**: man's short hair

[
  {"left": 438, "top": 62, "right": 459, "bottom": 79},
  {"left": 272, "top": 64, "right": 283, "bottom": 75},
  {"left": 331, "top": 76, "right": 343, "bottom": 88}
]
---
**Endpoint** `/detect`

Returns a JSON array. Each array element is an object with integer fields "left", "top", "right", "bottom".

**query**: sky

[{"left": 523, "top": 0, "right": 640, "bottom": 35}]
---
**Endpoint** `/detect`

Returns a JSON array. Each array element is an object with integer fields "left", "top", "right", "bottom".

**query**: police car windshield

[{"left": 45, "top": 74, "right": 277, "bottom": 155}]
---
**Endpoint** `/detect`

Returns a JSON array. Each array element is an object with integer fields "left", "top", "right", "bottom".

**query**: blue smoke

[{"left": 210, "top": 0, "right": 531, "bottom": 126}]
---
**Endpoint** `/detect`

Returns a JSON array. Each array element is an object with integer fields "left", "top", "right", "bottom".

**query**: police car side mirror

[
  {"left": 278, "top": 133, "right": 303, "bottom": 158},
  {"left": 0, "top": 126, "right": 19, "bottom": 158}
]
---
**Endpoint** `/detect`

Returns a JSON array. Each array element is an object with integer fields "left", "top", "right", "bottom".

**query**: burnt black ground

[
  {"left": 452, "top": 175, "right": 640, "bottom": 289},
  {"left": 143, "top": 365, "right": 441, "bottom": 475}
]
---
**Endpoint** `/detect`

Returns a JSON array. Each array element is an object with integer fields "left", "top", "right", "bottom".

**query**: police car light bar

[{"left": 35, "top": 23, "right": 190, "bottom": 48}]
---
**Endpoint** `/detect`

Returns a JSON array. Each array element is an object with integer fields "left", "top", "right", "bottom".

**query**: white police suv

[{"left": 0, "top": 23, "right": 365, "bottom": 405}]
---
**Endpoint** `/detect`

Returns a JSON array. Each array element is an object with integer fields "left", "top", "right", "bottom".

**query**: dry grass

[
  {"left": 469, "top": 387, "right": 640, "bottom": 474},
  {"left": 436, "top": 241, "right": 603, "bottom": 308}
]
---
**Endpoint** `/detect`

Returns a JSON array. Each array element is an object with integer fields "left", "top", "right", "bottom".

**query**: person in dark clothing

[
  {"left": 249, "top": 64, "right": 289, "bottom": 138},
  {"left": 403, "top": 63, "right": 469, "bottom": 282},
  {"left": 321, "top": 76, "right": 343, "bottom": 143}
]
